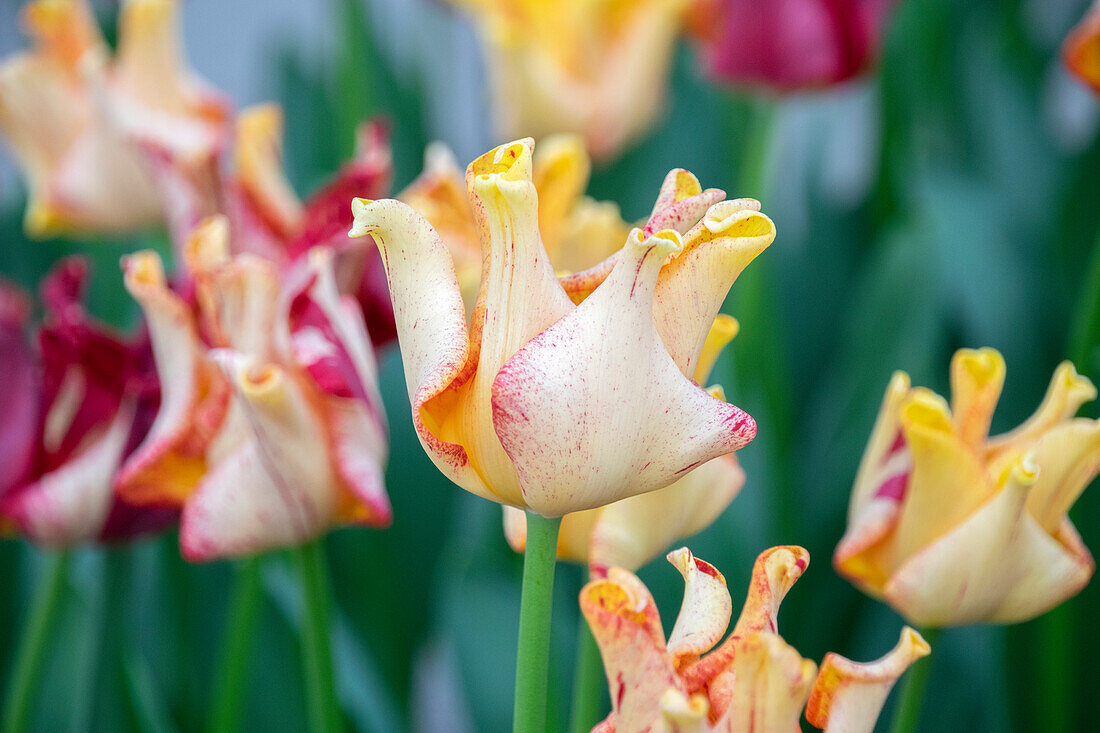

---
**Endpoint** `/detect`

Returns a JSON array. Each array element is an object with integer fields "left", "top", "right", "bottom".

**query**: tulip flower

[
  {"left": 0, "top": 259, "right": 174, "bottom": 546},
  {"left": 581, "top": 546, "right": 930, "bottom": 732},
  {"left": 0, "top": 0, "right": 229, "bottom": 237},
  {"left": 397, "top": 134, "right": 630, "bottom": 313},
  {"left": 116, "top": 216, "right": 390, "bottom": 561},
  {"left": 349, "top": 137, "right": 771, "bottom": 518},
  {"left": 443, "top": 0, "right": 691, "bottom": 160},
  {"left": 502, "top": 315, "right": 745, "bottom": 574},
  {"left": 690, "top": 0, "right": 896, "bottom": 90},
  {"left": 834, "top": 348, "right": 1100, "bottom": 626},
  {"left": 150, "top": 102, "right": 398, "bottom": 348},
  {"left": 1065, "top": 1, "right": 1100, "bottom": 96}
]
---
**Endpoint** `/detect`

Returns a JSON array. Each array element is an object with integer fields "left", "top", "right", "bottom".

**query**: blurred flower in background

[
  {"left": 835, "top": 348, "right": 1099, "bottom": 626},
  {"left": 502, "top": 315, "right": 745, "bottom": 574},
  {"left": 351, "top": 138, "right": 768, "bottom": 516},
  {"left": 116, "top": 217, "right": 390, "bottom": 561},
  {"left": 1065, "top": 0, "right": 1100, "bottom": 95},
  {"left": 0, "top": 258, "right": 174, "bottom": 546},
  {"left": 580, "top": 546, "right": 929, "bottom": 731},
  {"left": 0, "top": 0, "right": 229, "bottom": 238},
  {"left": 690, "top": 0, "right": 895, "bottom": 90},
  {"left": 444, "top": 0, "right": 691, "bottom": 160}
]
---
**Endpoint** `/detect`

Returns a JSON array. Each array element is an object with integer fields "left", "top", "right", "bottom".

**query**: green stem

[
  {"left": 567, "top": 618, "right": 604, "bottom": 733},
  {"left": 2, "top": 551, "right": 69, "bottom": 733},
  {"left": 513, "top": 512, "right": 563, "bottom": 733},
  {"left": 888, "top": 627, "right": 940, "bottom": 733},
  {"left": 295, "top": 539, "right": 342, "bottom": 733},
  {"left": 207, "top": 556, "right": 264, "bottom": 733}
]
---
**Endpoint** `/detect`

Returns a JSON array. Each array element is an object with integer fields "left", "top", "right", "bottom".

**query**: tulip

[
  {"left": 0, "top": 259, "right": 174, "bottom": 546},
  {"left": 0, "top": 0, "right": 229, "bottom": 237},
  {"left": 835, "top": 348, "right": 1099, "bottom": 626},
  {"left": 443, "top": 0, "right": 691, "bottom": 160},
  {"left": 116, "top": 216, "right": 391, "bottom": 561},
  {"left": 581, "top": 546, "right": 929, "bottom": 732},
  {"left": 1065, "top": 1, "right": 1100, "bottom": 96},
  {"left": 349, "top": 137, "right": 771, "bottom": 518},
  {"left": 690, "top": 0, "right": 896, "bottom": 90},
  {"left": 503, "top": 315, "right": 746, "bottom": 574},
  {"left": 398, "top": 134, "right": 630, "bottom": 313}
]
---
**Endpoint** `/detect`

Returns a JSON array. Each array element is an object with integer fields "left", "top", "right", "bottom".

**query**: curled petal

[
  {"left": 733, "top": 545, "right": 809, "bottom": 635},
  {"left": 1023, "top": 418, "right": 1100, "bottom": 533},
  {"left": 666, "top": 549, "right": 732, "bottom": 667},
  {"left": 659, "top": 689, "right": 712, "bottom": 733},
  {"left": 949, "top": 347, "right": 1005, "bottom": 447},
  {"left": 849, "top": 371, "right": 911, "bottom": 521},
  {"left": 806, "top": 627, "right": 930, "bottom": 733},
  {"left": 233, "top": 104, "right": 304, "bottom": 242},
  {"left": 645, "top": 169, "right": 726, "bottom": 236},
  {"left": 581, "top": 568, "right": 684, "bottom": 733},
  {"left": 493, "top": 227, "right": 755, "bottom": 515},
  {"left": 653, "top": 199, "right": 775, "bottom": 378},
  {"left": 985, "top": 362, "right": 1096, "bottom": 458},
  {"left": 884, "top": 458, "right": 1095, "bottom": 625},
  {"left": 116, "top": 251, "right": 231, "bottom": 506}
]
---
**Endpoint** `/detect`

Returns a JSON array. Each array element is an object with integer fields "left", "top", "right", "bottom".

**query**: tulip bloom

[
  {"left": 691, "top": 0, "right": 896, "bottom": 90},
  {"left": 0, "top": 0, "right": 229, "bottom": 237},
  {"left": 835, "top": 349, "right": 1099, "bottom": 626},
  {"left": 1065, "top": 1, "right": 1100, "bottom": 96},
  {"left": 116, "top": 217, "right": 390, "bottom": 560},
  {"left": 581, "top": 546, "right": 929, "bottom": 732},
  {"left": 350, "top": 138, "right": 772, "bottom": 517},
  {"left": 503, "top": 316, "right": 745, "bottom": 573},
  {"left": 0, "top": 260, "right": 174, "bottom": 546},
  {"left": 444, "top": 0, "right": 691, "bottom": 160}
]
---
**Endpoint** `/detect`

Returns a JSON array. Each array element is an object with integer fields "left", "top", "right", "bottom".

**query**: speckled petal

[
  {"left": 666, "top": 549, "right": 732, "bottom": 668},
  {"left": 492, "top": 227, "right": 755, "bottom": 516}
]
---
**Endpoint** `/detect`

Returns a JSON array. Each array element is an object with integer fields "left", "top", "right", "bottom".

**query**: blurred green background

[{"left": 2, "top": 0, "right": 1099, "bottom": 731}]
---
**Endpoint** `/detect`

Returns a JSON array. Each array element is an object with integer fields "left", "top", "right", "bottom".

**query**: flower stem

[
  {"left": 513, "top": 512, "right": 562, "bottom": 733},
  {"left": 295, "top": 539, "right": 343, "bottom": 733},
  {"left": 207, "top": 556, "right": 264, "bottom": 733},
  {"left": 567, "top": 617, "right": 604, "bottom": 733},
  {"left": 888, "top": 627, "right": 940, "bottom": 733},
  {"left": 2, "top": 550, "right": 69, "bottom": 733}
]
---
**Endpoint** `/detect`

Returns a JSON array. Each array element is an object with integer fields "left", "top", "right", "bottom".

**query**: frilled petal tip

[
  {"left": 806, "top": 627, "right": 930, "bottom": 732},
  {"left": 1065, "top": 3, "right": 1100, "bottom": 96}
]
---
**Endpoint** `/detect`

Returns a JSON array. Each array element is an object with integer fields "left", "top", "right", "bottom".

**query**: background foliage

[{"left": 2, "top": 0, "right": 1099, "bottom": 730}]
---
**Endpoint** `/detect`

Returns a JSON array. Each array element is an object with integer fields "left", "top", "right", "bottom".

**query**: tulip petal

[
  {"left": 493, "top": 227, "right": 755, "bottom": 515},
  {"left": 6, "top": 400, "right": 135, "bottom": 546},
  {"left": 587, "top": 452, "right": 745, "bottom": 573},
  {"left": 653, "top": 199, "right": 775, "bottom": 377},
  {"left": 892, "top": 389, "right": 992, "bottom": 563},
  {"left": 985, "top": 361, "right": 1096, "bottom": 458},
  {"left": 949, "top": 347, "right": 1005, "bottom": 447},
  {"left": 849, "top": 371, "right": 911, "bottom": 521},
  {"left": 116, "top": 251, "right": 231, "bottom": 505},
  {"left": 666, "top": 549, "right": 732, "bottom": 668},
  {"left": 733, "top": 545, "right": 809, "bottom": 635},
  {"left": 710, "top": 632, "right": 816, "bottom": 733},
  {"left": 805, "top": 627, "right": 930, "bottom": 733},
  {"left": 884, "top": 459, "right": 1095, "bottom": 625},
  {"left": 645, "top": 169, "right": 726, "bottom": 236},
  {"left": 349, "top": 197, "right": 495, "bottom": 501},
  {"left": 693, "top": 315, "right": 739, "bottom": 385},
  {"left": 180, "top": 357, "right": 336, "bottom": 561},
  {"left": 1023, "top": 418, "right": 1100, "bottom": 533},
  {"left": 233, "top": 104, "right": 304, "bottom": 242},
  {"left": 0, "top": 283, "right": 37, "bottom": 495},
  {"left": 659, "top": 689, "right": 712, "bottom": 733},
  {"left": 581, "top": 568, "right": 684, "bottom": 733}
]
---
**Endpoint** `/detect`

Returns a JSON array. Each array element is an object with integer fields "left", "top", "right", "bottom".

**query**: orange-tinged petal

[
  {"left": 733, "top": 545, "right": 809, "bottom": 635},
  {"left": 805, "top": 627, "right": 930, "bottom": 733},
  {"left": 116, "top": 251, "right": 230, "bottom": 505},
  {"left": 234, "top": 104, "right": 304, "bottom": 241},
  {"left": 710, "top": 632, "right": 816, "bottom": 732}
]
